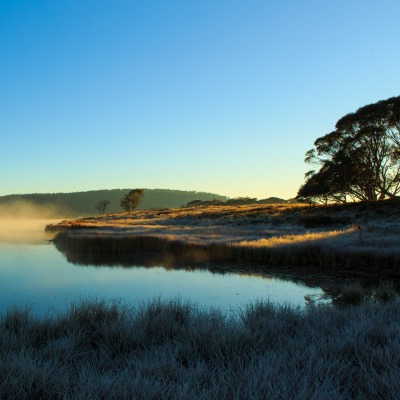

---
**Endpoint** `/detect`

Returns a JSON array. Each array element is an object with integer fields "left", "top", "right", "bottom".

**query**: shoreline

[{"left": 47, "top": 201, "right": 400, "bottom": 279}]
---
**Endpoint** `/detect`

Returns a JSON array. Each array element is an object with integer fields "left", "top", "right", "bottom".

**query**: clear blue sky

[{"left": 1, "top": 0, "right": 399, "bottom": 199}]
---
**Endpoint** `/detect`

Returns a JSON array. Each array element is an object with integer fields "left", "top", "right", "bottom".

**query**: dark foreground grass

[{"left": 1, "top": 299, "right": 399, "bottom": 400}]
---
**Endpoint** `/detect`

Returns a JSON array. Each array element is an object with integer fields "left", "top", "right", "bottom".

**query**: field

[{"left": 47, "top": 199, "right": 400, "bottom": 278}]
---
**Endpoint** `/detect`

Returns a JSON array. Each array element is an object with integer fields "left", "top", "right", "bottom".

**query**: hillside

[{"left": 0, "top": 189, "right": 228, "bottom": 218}]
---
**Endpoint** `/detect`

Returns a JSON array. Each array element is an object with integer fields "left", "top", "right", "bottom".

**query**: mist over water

[
  {"left": 0, "top": 199, "right": 67, "bottom": 219},
  {"left": 0, "top": 199, "right": 67, "bottom": 244},
  {"left": 0, "top": 219, "right": 60, "bottom": 244}
]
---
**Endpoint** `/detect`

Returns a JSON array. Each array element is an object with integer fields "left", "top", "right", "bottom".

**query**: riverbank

[
  {"left": 1, "top": 298, "right": 399, "bottom": 399},
  {"left": 47, "top": 200, "right": 400, "bottom": 278}
]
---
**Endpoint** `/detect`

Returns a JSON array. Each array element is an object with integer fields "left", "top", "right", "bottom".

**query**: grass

[
  {"left": 52, "top": 225, "right": 400, "bottom": 278},
  {"left": 1, "top": 298, "right": 399, "bottom": 399},
  {"left": 47, "top": 200, "right": 400, "bottom": 278}
]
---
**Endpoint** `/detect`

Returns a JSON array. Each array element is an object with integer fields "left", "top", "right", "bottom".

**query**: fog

[
  {"left": 0, "top": 200, "right": 65, "bottom": 244},
  {"left": 0, "top": 219, "right": 61, "bottom": 244},
  {"left": 0, "top": 199, "right": 66, "bottom": 219}
]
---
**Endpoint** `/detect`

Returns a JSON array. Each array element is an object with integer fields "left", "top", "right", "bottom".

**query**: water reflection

[
  {"left": 0, "top": 241, "right": 330, "bottom": 316},
  {"left": 53, "top": 234, "right": 400, "bottom": 306},
  {"left": 1, "top": 221, "right": 398, "bottom": 317},
  {"left": 0, "top": 220, "right": 326, "bottom": 315}
]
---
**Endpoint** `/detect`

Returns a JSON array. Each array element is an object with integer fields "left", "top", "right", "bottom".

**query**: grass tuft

[
  {"left": 332, "top": 283, "right": 367, "bottom": 307},
  {"left": 373, "top": 281, "right": 397, "bottom": 303}
]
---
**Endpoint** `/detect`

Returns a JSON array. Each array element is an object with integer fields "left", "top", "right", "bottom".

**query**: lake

[{"left": 0, "top": 220, "right": 344, "bottom": 316}]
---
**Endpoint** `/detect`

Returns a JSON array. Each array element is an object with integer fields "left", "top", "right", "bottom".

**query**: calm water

[{"left": 0, "top": 220, "right": 327, "bottom": 316}]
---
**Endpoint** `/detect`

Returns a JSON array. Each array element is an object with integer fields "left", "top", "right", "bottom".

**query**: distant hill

[{"left": 0, "top": 189, "right": 228, "bottom": 218}]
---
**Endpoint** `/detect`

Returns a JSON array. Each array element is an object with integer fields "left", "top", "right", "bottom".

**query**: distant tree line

[
  {"left": 183, "top": 196, "right": 289, "bottom": 208},
  {"left": 297, "top": 96, "right": 400, "bottom": 204}
]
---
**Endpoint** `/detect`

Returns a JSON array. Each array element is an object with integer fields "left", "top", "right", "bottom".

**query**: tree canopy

[
  {"left": 120, "top": 189, "right": 145, "bottom": 211},
  {"left": 297, "top": 96, "right": 400, "bottom": 204}
]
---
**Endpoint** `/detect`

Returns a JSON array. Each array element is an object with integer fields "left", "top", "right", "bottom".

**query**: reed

[
  {"left": 54, "top": 227, "right": 400, "bottom": 277},
  {"left": 1, "top": 298, "right": 399, "bottom": 399}
]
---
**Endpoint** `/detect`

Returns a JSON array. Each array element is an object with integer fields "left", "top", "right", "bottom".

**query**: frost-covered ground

[
  {"left": 48, "top": 201, "right": 400, "bottom": 276},
  {"left": 1, "top": 298, "right": 399, "bottom": 399}
]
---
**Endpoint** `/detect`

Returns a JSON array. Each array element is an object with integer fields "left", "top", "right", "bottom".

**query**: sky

[{"left": 1, "top": 0, "right": 399, "bottom": 200}]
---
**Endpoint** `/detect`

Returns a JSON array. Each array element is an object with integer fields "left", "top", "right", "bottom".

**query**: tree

[
  {"left": 298, "top": 96, "right": 400, "bottom": 203},
  {"left": 297, "top": 162, "right": 349, "bottom": 205},
  {"left": 95, "top": 200, "right": 110, "bottom": 214},
  {"left": 120, "top": 189, "right": 145, "bottom": 211},
  {"left": 225, "top": 197, "right": 258, "bottom": 205},
  {"left": 186, "top": 200, "right": 204, "bottom": 207}
]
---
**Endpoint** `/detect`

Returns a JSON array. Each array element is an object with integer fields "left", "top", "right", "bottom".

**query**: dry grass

[
  {"left": 48, "top": 200, "right": 400, "bottom": 277},
  {"left": 234, "top": 226, "right": 359, "bottom": 247},
  {"left": 1, "top": 298, "right": 399, "bottom": 399}
]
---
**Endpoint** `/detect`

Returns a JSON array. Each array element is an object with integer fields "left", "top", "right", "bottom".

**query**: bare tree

[{"left": 95, "top": 200, "right": 110, "bottom": 214}]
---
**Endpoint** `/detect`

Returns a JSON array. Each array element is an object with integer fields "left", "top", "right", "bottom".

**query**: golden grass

[
  {"left": 234, "top": 226, "right": 359, "bottom": 248},
  {"left": 48, "top": 200, "right": 400, "bottom": 276},
  {"left": 48, "top": 203, "right": 307, "bottom": 230}
]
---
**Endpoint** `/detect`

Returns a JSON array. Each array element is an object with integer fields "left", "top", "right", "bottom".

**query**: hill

[{"left": 0, "top": 189, "right": 228, "bottom": 218}]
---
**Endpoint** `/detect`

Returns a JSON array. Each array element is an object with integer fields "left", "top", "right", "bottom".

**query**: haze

[{"left": 0, "top": 201, "right": 63, "bottom": 244}]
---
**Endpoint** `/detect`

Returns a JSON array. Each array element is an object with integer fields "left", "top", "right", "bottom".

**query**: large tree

[
  {"left": 120, "top": 189, "right": 145, "bottom": 211},
  {"left": 297, "top": 96, "right": 400, "bottom": 203}
]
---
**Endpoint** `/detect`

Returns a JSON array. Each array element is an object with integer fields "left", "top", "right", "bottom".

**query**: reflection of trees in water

[{"left": 53, "top": 240, "right": 400, "bottom": 303}]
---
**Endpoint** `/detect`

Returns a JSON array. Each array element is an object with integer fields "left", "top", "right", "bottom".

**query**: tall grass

[
  {"left": 48, "top": 200, "right": 400, "bottom": 277},
  {"left": 54, "top": 226, "right": 400, "bottom": 276},
  {"left": 229, "top": 228, "right": 400, "bottom": 272},
  {"left": 1, "top": 298, "right": 399, "bottom": 399}
]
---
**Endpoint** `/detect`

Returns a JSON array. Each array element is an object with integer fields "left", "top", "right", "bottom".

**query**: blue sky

[{"left": 1, "top": 0, "right": 399, "bottom": 199}]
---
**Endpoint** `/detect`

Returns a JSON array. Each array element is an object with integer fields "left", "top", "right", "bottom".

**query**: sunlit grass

[
  {"left": 234, "top": 226, "right": 359, "bottom": 248},
  {"left": 48, "top": 201, "right": 400, "bottom": 274}
]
